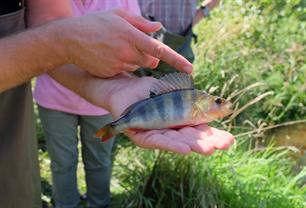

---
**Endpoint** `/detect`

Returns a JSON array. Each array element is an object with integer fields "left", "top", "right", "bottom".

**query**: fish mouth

[
  {"left": 222, "top": 102, "right": 234, "bottom": 117},
  {"left": 224, "top": 109, "right": 234, "bottom": 117},
  {"left": 226, "top": 102, "right": 233, "bottom": 110}
]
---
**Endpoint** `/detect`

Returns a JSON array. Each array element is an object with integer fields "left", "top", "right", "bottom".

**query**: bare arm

[
  {"left": 192, "top": 0, "right": 220, "bottom": 26},
  {"left": 26, "top": 0, "right": 140, "bottom": 109},
  {"left": 1, "top": 9, "right": 193, "bottom": 92},
  {"left": 26, "top": 0, "right": 86, "bottom": 93},
  {"left": 47, "top": 64, "right": 115, "bottom": 110},
  {"left": 0, "top": 23, "right": 67, "bottom": 92},
  {"left": 0, "top": 0, "right": 73, "bottom": 92},
  {"left": 26, "top": 0, "right": 191, "bottom": 100},
  {"left": 25, "top": 0, "right": 117, "bottom": 108}
]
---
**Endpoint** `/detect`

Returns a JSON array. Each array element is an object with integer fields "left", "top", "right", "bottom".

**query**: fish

[{"left": 95, "top": 73, "right": 233, "bottom": 141}]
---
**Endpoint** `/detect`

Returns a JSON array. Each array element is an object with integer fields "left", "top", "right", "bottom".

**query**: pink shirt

[{"left": 34, "top": 0, "right": 140, "bottom": 116}]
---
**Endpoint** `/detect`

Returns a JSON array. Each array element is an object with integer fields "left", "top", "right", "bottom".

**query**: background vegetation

[{"left": 38, "top": 0, "right": 306, "bottom": 207}]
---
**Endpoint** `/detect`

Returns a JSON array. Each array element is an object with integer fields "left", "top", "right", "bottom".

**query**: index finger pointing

[{"left": 135, "top": 31, "right": 193, "bottom": 74}]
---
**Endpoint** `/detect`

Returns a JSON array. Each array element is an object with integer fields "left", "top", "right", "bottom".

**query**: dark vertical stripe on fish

[
  {"left": 136, "top": 104, "right": 149, "bottom": 122},
  {"left": 181, "top": 90, "right": 193, "bottom": 117},
  {"left": 172, "top": 91, "right": 184, "bottom": 119},
  {"left": 154, "top": 96, "right": 166, "bottom": 121}
]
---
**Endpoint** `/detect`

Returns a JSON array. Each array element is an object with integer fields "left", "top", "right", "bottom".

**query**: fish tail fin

[{"left": 95, "top": 124, "right": 115, "bottom": 142}]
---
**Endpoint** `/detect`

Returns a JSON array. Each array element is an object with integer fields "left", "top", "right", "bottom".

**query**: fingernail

[
  {"left": 183, "top": 66, "right": 193, "bottom": 74},
  {"left": 151, "top": 59, "right": 160, "bottom": 68},
  {"left": 152, "top": 22, "right": 162, "bottom": 28}
]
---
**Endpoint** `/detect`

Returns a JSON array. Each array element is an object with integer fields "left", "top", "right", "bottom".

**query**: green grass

[
  {"left": 38, "top": 0, "right": 306, "bottom": 207},
  {"left": 193, "top": 0, "right": 305, "bottom": 125},
  {"left": 111, "top": 140, "right": 305, "bottom": 208}
]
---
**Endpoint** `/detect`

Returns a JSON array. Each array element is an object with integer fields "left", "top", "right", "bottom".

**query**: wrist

[
  {"left": 45, "top": 19, "right": 74, "bottom": 67},
  {"left": 29, "top": 23, "right": 69, "bottom": 73},
  {"left": 83, "top": 75, "right": 128, "bottom": 112},
  {"left": 104, "top": 75, "right": 155, "bottom": 118}
]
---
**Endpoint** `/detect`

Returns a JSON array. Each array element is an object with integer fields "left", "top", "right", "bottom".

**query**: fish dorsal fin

[{"left": 150, "top": 72, "right": 194, "bottom": 97}]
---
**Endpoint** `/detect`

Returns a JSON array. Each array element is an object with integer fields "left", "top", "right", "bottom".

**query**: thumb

[{"left": 114, "top": 9, "right": 162, "bottom": 33}]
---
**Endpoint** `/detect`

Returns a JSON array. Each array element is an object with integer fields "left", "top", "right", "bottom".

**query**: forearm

[
  {"left": 49, "top": 64, "right": 155, "bottom": 118},
  {"left": 48, "top": 65, "right": 119, "bottom": 111},
  {"left": 27, "top": 0, "right": 101, "bottom": 104},
  {"left": 193, "top": 0, "right": 220, "bottom": 26},
  {"left": 201, "top": 0, "right": 219, "bottom": 10},
  {"left": 0, "top": 24, "right": 67, "bottom": 92},
  {"left": 0, "top": 0, "right": 72, "bottom": 93}
]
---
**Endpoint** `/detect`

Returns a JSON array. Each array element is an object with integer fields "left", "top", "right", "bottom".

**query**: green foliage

[
  {"left": 112, "top": 141, "right": 306, "bottom": 208},
  {"left": 193, "top": 0, "right": 305, "bottom": 124}
]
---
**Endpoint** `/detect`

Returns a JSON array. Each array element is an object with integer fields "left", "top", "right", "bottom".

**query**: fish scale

[{"left": 113, "top": 90, "right": 196, "bottom": 132}]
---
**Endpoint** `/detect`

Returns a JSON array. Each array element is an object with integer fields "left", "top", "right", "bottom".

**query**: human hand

[
  {"left": 125, "top": 125, "right": 234, "bottom": 155},
  {"left": 54, "top": 9, "right": 193, "bottom": 78},
  {"left": 192, "top": 0, "right": 220, "bottom": 26},
  {"left": 203, "top": 0, "right": 220, "bottom": 10},
  {"left": 86, "top": 74, "right": 235, "bottom": 155}
]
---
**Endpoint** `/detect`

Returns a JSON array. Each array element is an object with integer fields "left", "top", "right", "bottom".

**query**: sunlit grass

[{"left": 110, "top": 139, "right": 305, "bottom": 208}]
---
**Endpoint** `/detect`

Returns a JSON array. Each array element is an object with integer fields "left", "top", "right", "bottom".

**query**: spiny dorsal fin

[{"left": 150, "top": 72, "right": 194, "bottom": 97}]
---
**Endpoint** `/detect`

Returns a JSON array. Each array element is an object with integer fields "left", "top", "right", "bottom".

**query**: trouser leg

[
  {"left": 80, "top": 114, "right": 114, "bottom": 208},
  {"left": 38, "top": 106, "right": 80, "bottom": 208}
]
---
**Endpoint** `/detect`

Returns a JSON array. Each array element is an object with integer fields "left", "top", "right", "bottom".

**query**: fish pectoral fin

[{"left": 150, "top": 72, "right": 194, "bottom": 96}]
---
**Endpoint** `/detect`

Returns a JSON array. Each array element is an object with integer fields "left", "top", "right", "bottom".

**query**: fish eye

[{"left": 215, "top": 97, "right": 223, "bottom": 105}]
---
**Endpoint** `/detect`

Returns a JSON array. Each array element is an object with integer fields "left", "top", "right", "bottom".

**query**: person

[
  {"left": 137, "top": 0, "right": 220, "bottom": 77},
  {"left": 0, "top": 1, "right": 194, "bottom": 206},
  {"left": 28, "top": 1, "right": 141, "bottom": 207},
  {"left": 0, "top": 0, "right": 234, "bottom": 207}
]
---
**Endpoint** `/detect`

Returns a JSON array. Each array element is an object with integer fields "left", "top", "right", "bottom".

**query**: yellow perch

[{"left": 96, "top": 73, "right": 232, "bottom": 141}]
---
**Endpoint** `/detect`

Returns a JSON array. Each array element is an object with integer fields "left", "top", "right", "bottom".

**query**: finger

[
  {"left": 120, "top": 71, "right": 137, "bottom": 78},
  {"left": 209, "top": 128, "right": 235, "bottom": 150},
  {"left": 125, "top": 52, "right": 160, "bottom": 69},
  {"left": 143, "top": 53, "right": 160, "bottom": 68},
  {"left": 127, "top": 130, "right": 191, "bottom": 154},
  {"left": 193, "top": 124, "right": 213, "bottom": 136},
  {"left": 122, "top": 63, "right": 140, "bottom": 72},
  {"left": 133, "top": 32, "right": 193, "bottom": 74},
  {"left": 163, "top": 130, "right": 206, "bottom": 154},
  {"left": 125, "top": 129, "right": 167, "bottom": 136},
  {"left": 144, "top": 133, "right": 192, "bottom": 154},
  {"left": 177, "top": 127, "right": 215, "bottom": 155},
  {"left": 115, "top": 9, "right": 162, "bottom": 33},
  {"left": 194, "top": 125, "right": 235, "bottom": 150}
]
